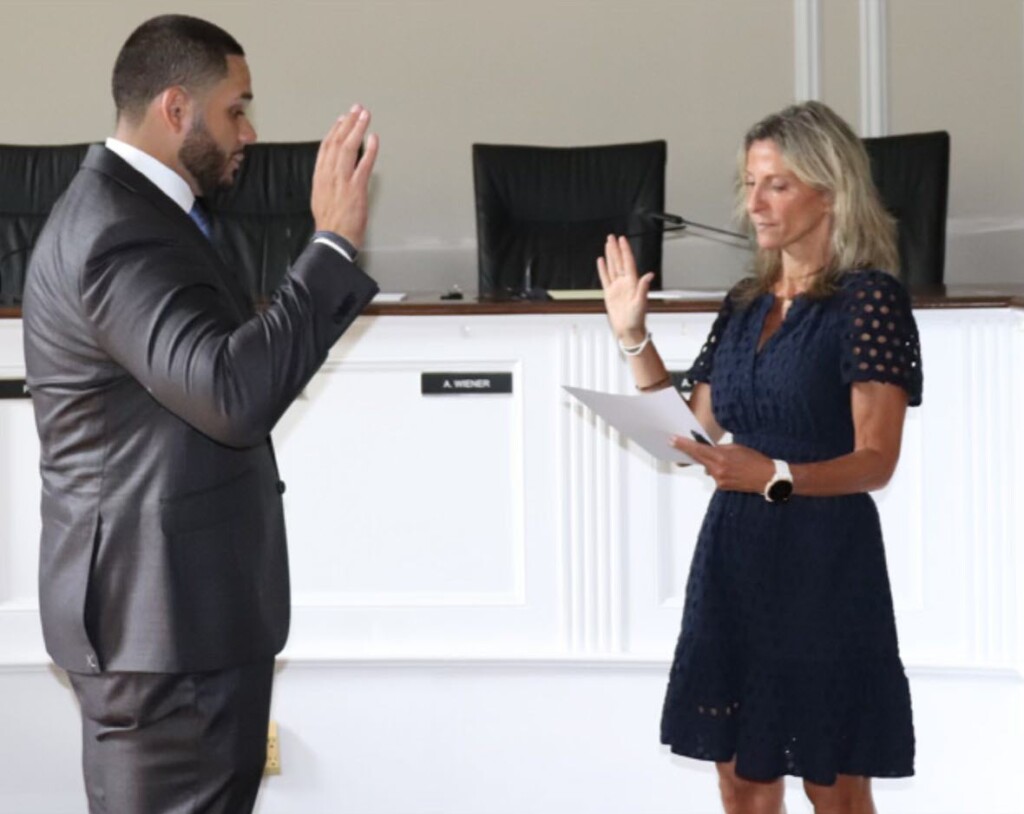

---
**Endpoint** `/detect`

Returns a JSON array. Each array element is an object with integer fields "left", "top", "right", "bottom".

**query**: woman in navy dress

[{"left": 597, "top": 101, "right": 920, "bottom": 814}]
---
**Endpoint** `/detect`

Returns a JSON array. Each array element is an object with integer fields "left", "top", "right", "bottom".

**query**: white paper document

[
  {"left": 563, "top": 384, "right": 713, "bottom": 465},
  {"left": 372, "top": 292, "right": 407, "bottom": 303}
]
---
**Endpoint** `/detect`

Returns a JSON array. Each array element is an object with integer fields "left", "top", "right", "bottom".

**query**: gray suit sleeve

[{"left": 80, "top": 236, "right": 378, "bottom": 448}]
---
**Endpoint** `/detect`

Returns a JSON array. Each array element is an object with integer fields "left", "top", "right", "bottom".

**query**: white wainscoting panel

[
  {"left": 618, "top": 312, "right": 720, "bottom": 655},
  {"left": 276, "top": 315, "right": 569, "bottom": 659},
  {"left": 1, "top": 305, "right": 1022, "bottom": 813},
  {"left": 889, "top": 309, "right": 1024, "bottom": 673},
  {"left": 0, "top": 320, "right": 45, "bottom": 665}
]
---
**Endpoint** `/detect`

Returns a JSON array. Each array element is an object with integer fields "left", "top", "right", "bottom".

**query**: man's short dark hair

[{"left": 112, "top": 15, "right": 245, "bottom": 123}]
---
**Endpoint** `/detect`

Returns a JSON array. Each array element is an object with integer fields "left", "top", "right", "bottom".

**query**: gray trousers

[{"left": 68, "top": 660, "right": 274, "bottom": 814}]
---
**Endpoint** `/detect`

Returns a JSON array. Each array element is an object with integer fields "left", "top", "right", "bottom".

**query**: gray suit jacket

[{"left": 23, "top": 145, "right": 378, "bottom": 674}]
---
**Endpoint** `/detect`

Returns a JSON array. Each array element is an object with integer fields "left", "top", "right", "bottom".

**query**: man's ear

[{"left": 155, "top": 86, "right": 194, "bottom": 135}]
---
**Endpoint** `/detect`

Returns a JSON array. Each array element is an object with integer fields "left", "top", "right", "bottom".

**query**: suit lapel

[{"left": 82, "top": 146, "right": 254, "bottom": 319}]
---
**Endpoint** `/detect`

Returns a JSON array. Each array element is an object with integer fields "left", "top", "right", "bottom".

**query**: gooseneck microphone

[
  {"left": 629, "top": 212, "right": 747, "bottom": 241},
  {"left": 649, "top": 212, "right": 684, "bottom": 225}
]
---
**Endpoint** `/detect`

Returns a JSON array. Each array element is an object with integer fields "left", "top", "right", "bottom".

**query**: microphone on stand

[
  {"left": 519, "top": 256, "right": 551, "bottom": 300},
  {"left": 628, "top": 212, "right": 747, "bottom": 241},
  {"left": 649, "top": 212, "right": 684, "bottom": 226}
]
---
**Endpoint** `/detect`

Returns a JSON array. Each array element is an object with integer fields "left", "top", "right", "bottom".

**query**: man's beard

[{"left": 179, "top": 115, "right": 238, "bottom": 198}]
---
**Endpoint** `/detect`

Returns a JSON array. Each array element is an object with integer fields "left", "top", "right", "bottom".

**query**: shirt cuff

[{"left": 312, "top": 231, "right": 358, "bottom": 263}]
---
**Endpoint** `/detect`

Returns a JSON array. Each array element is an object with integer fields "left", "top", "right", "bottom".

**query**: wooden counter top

[{"left": 3, "top": 284, "right": 1023, "bottom": 320}]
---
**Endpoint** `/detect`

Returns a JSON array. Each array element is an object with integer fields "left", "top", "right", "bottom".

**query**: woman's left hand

[{"left": 671, "top": 436, "right": 775, "bottom": 493}]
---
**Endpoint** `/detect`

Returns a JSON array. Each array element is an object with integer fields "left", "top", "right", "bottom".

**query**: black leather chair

[
  {"left": 862, "top": 131, "right": 950, "bottom": 289},
  {"left": 208, "top": 141, "right": 320, "bottom": 301},
  {"left": 473, "top": 141, "right": 667, "bottom": 295},
  {"left": 0, "top": 143, "right": 90, "bottom": 305},
  {"left": 0, "top": 141, "right": 319, "bottom": 307}
]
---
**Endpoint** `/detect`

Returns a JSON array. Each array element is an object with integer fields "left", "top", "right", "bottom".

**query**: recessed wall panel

[{"left": 276, "top": 362, "right": 523, "bottom": 602}]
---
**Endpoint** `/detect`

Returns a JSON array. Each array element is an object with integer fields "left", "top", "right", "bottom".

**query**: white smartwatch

[{"left": 763, "top": 459, "right": 793, "bottom": 504}]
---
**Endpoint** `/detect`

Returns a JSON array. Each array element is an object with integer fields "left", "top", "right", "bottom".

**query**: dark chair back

[
  {"left": 473, "top": 141, "right": 667, "bottom": 294},
  {"left": 208, "top": 141, "right": 320, "bottom": 300},
  {"left": 0, "top": 143, "right": 90, "bottom": 305},
  {"left": 862, "top": 131, "right": 950, "bottom": 289}
]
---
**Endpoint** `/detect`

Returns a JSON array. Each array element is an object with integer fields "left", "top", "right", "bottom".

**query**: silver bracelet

[{"left": 618, "top": 331, "right": 652, "bottom": 356}]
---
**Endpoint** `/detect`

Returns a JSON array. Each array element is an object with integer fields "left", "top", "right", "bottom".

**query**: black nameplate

[
  {"left": 421, "top": 372, "right": 513, "bottom": 395},
  {"left": 0, "top": 379, "right": 30, "bottom": 399},
  {"left": 669, "top": 371, "right": 693, "bottom": 395}
]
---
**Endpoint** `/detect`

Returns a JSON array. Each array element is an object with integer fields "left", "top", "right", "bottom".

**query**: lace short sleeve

[
  {"left": 840, "top": 270, "right": 923, "bottom": 406},
  {"left": 684, "top": 291, "right": 736, "bottom": 386}
]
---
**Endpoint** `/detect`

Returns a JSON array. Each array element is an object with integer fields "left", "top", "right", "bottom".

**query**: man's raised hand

[{"left": 311, "top": 104, "right": 380, "bottom": 250}]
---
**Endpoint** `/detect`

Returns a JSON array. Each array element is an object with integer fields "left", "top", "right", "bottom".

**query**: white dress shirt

[
  {"left": 105, "top": 137, "right": 195, "bottom": 215},
  {"left": 103, "top": 138, "right": 354, "bottom": 262}
]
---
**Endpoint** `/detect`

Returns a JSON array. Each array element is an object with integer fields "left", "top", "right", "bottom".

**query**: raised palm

[{"left": 596, "top": 235, "right": 655, "bottom": 342}]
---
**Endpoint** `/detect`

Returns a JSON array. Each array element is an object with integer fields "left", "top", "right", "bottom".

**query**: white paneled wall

[{"left": 1, "top": 306, "right": 1022, "bottom": 813}]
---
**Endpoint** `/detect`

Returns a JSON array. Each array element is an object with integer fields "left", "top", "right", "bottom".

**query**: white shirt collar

[{"left": 104, "top": 137, "right": 196, "bottom": 215}]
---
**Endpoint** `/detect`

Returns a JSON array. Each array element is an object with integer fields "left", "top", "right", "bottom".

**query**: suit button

[
  {"left": 332, "top": 293, "right": 357, "bottom": 324},
  {"left": 86, "top": 653, "right": 98, "bottom": 671},
  {"left": 276, "top": 481, "right": 286, "bottom": 495}
]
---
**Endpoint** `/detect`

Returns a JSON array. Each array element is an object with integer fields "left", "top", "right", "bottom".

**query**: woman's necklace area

[
  {"left": 773, "top": 287, "right": 804, "bottom": 318},
  {"left": 775, "top": 265, "right": 824, "bottom": 317}
]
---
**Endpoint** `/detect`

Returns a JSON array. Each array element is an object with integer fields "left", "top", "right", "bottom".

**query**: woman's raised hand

[{"left": 596, "top": 235, "right": 655, "bottom": 344}]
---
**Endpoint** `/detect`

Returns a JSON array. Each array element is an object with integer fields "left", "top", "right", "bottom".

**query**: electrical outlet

[{"left": 264, "top": 720, "right": 281, "bottom": 776}]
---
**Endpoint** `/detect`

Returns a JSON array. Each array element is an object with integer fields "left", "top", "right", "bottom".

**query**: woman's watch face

[{"left": 767, "top": 479, "right": 793, "bottom": 503}]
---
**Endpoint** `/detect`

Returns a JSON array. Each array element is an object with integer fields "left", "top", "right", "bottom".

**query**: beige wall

[{"left": 1, "top": 0, "right": 1022, "bottom": 291}]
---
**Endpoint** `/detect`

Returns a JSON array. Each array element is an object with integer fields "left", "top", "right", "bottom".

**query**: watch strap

[{"left": 763, "top": 459, "right": 794, "bottom": 502}]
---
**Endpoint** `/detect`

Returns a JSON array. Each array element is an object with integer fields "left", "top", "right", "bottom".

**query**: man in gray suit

[{"left": 23, "top": 14, "right": 379, "bottom": 813}]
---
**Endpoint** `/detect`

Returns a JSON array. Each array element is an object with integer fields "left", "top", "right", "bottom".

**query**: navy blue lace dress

[{"left": 660, "top": 269, "right": 921, "bottom": 785}]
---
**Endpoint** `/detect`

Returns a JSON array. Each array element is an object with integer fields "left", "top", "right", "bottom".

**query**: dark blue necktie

[{"left": 189, "top": 200, "right": 213, "bottom": 240}]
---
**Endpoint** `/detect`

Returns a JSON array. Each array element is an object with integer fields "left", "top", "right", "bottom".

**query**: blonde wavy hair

[{"left": 734, "top": 101, "right": 898, "bottom": 301}]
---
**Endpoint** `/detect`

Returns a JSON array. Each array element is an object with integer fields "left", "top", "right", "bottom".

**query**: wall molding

[
  {"left": 283, "top": 354, "right": 531, "bottom": 617},
  {"left": 793, "top": 0, "right": 822, "bottom": 101},
  {"left": 886, "top": 407, "right": 926, "bottom": 613},
  {"left": 3, "top": 655, "right": 1022, "bottom": 682},
  {"left": 559, "top": 327, "right": 626, "bottom": 654},
  {"left": 964, "top": 318, "right": 1020, "bottom": 665},
  {"left": 859, "top": 0, "right": 888, "bottom": 136},
  {"left": 290, "top": 590, "right": 527, "bottom": 608},
  {"left": 945, "top": 215, "right": 1024, "bottom": 236}
]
